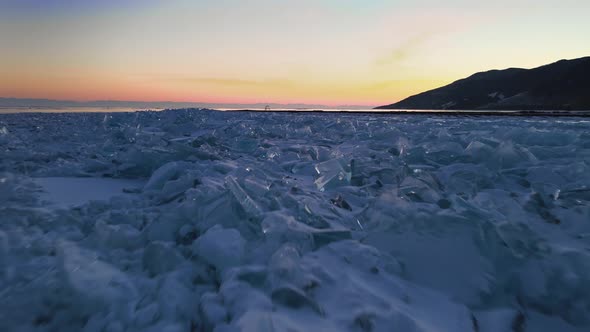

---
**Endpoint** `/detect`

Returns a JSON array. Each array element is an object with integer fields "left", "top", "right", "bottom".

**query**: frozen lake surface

[
  {"left": 34, "top": 177, "right": 144, "bottom": 207},
  {"left": 0, "top": 109, "right": 589, "bottom": 331}
]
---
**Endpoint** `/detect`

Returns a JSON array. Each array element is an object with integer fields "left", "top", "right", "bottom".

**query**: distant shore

[
  {"left": 2, "top": 107, "right": 590, "bottom": 117},
  {"left": 222, "top": 109, "right": 590, "bottom": 117}
]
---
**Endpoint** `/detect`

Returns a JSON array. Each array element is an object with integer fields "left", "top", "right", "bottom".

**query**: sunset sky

[{"left": 1, "top": 0, "right": 589, "bottom": 107}]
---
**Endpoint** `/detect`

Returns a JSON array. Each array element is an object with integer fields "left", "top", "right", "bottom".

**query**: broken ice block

[
  {"left": 398, "top": 176, "right": 441, "bottom": 203},
  {"left": 57, "top": 241, "right": 138, "bottom": 311},
  {"left": 314, "top": 158, "right": 352, "bottom": 191},
  {"left": 225, "top": 176, "right": 263, "bottom": 219},
  {"left": 143, "top": 242, "right": 184, "bottom": 276},
  {"left": 144, "top": 161, "right": 186, "bottom": 191},
  {"left": 192, "top": 225, "right": 246, "bottom": 272},
  {"left": 271, "top": 285, "right": 322, "bottom": 314},
  {"left": 95, "top": 220, "right": 143, "bottom": 250},
  {"left": 311, "top": 229, "right": 352, "bottom": 249},
  {"left": 465, "top": 140, "right": 494, "bottom": 162},
  {"left": 492, "top": 142, "right": 537, "bottom": 169}
]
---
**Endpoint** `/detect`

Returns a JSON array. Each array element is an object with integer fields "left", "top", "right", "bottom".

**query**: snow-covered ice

[
  {"left": 0, "top": 109, "right": 589, "bottom": 331},
  {"left": 35, "top": 177, "right": 144, "bottom": 207}
]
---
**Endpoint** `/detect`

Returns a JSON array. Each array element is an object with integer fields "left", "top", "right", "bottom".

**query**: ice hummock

[{"left": 1, "top": 109, "right": 589, "bottom": 332}]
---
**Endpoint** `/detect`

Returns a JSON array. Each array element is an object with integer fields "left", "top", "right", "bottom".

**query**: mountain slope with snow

[{"left": 377, "top": 57, "right": 590, "bottom": 111}]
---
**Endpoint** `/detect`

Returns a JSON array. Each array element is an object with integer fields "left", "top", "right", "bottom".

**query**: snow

[
  {"left": 35, "top": 177, "right": 144, "bottom": 207},
  {"left": 487, "top": 92, "right": 506, "bottom": 100},
  {"left": 441, "top": 101, "right": 457, "bottom": 109},
  {"left": 1, "top": 109, "right": 590, "bottom": 331},
  {"left": 57, "top": 240, "right": 139, "bottom": 313},
  {"left": 192, "top": 225, "right": 246, "bottom": 272}
]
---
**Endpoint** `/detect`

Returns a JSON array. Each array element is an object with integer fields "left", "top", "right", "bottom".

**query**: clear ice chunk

[
  {"left": 225, "top": 175, "right": 263, "bottom": 219},
  {"left": 314, "top": 158, "right": 352, "bottom": 191},
  {"left": 58, "top": 240, "right": 138, "bottom": 311},
  {"left": 144, "top": 161, "right": 185, "bottom": 191},
  {"left": 192, "top": 225, "right": 246, "bottom": 272},
  {"left": 398, "top": 176, "right": 441, "bottom": 203}
]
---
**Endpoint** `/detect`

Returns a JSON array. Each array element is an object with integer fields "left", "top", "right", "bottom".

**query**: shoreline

[
  {"left": 222, "top": 109, "right": 590, "bottom": 117},
  {"left": 2, "top": 107, "right": 590, "bottom": 117}
]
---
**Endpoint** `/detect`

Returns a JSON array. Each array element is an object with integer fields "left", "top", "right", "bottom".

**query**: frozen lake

[
  {"left": 0, "top": 107, "right": 150, "bottom": 114},
  {"left": 34, "top": 177, "right": 144, "bottom": 207},
  {"left": 1, "top": 109, "right": 589, "bottom": 331}
]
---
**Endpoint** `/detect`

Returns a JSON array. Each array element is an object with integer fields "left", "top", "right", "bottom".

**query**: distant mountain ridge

[
  {"left": 376, "top": 56, "right": 590, "bottom": 110},
  {"left": 0, "top": 98, "right": 371, "bottom": 111}
]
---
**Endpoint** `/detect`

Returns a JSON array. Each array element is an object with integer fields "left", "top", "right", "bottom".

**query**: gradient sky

[{"left": 1, "top": 0, "right": 589, "bottom": 106}]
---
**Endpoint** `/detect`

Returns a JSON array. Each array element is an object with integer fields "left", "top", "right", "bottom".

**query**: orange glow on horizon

[
  {"left": 1, "top": 1, "right": 589, "bottom": 107},
  {"left": 1, "top": 69, "right": 453, "bottom": 106}
]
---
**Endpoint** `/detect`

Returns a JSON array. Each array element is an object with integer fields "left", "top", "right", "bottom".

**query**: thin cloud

[
  {"left": 169, "top": 77, "right": 295, "bottom": 89},
  {"left": 375, "top": 32, "right": 434, "bottom": 66}
]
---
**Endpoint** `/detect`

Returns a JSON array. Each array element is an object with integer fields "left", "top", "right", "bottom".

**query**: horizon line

[{"left": 0, "top": 97, "right": 377, "bottom": 109}]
